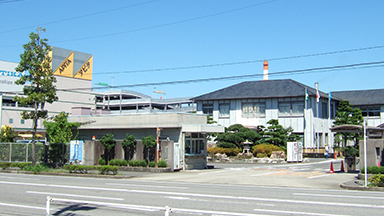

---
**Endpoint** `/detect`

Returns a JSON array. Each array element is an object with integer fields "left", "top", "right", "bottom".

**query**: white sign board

[
  {"left": 0, "top": 60, "right": 24, "bottom": 92},
  {"left": 287, "top": 142, "right": 303, "bottom": 162}
]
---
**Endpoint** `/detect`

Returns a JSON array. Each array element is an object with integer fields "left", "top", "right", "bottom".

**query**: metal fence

[{"left": 0, "top": 142, "right": 70, "bottom": 165}]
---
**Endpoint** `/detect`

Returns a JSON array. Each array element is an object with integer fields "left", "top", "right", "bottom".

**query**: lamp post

[{"left": 110, "top": 76, "right": 114, "bottom": 89}]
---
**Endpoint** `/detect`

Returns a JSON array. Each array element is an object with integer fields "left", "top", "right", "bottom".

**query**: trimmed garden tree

[
  {"left": 215, "top": 124, "right": 258, "bottom": 149},
  {"left": 14, "top": 27, "right": 58, "bottom": 165},
  {"left": 121, "top": 133, "right": 136, "bottom": 161},
  {"left": 264, "top": 119, "right": 300, "bottom": 150},
  {"left": 142, "top": 135, "right": 156, "bottom": 163},
  {"left": 100, "top": 133, "right": 116, "bottom": 165}
]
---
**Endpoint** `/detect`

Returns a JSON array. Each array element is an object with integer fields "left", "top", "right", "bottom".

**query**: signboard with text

[{"left": 0, "top": 60, "right": 24, "bottom": 92}]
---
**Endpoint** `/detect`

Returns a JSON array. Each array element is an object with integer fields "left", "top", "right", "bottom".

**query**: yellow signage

[
  {"left": 53, "top": 51, "right": 74, "bottom": 78},
  {"left": 74, "top": 55, "right": 93, "bottom": 80}
]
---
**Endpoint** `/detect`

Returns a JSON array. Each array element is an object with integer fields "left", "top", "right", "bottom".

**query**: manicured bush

[
  {"left": 361, "top": 166, "right": 384, "bottom": 174},
  {"left": 120, "top": 159, "right": 128, "bottom": 166},
  {"left": 97, "top": 165, "right": 119, "bottom": 175},
  {"left": 139, "top": 160, "right": 147, "bottom": 167},
  {"left": 252, "top": 144, "right": 283, "bottom": 157},
  {"left": 109, "top": 159, "right": 128, "bottom": 166},
  {"left": 98, "top": 157, "right": 106, "bottom": 165},
  {"left": 368, "top": 174, "right": 384, "bottom": 187},
  {"left": 128, "top": 160, "right": 138, "bottom": 167},
  {"left": 148, "top": 161, "right": 156, "bottom": 167},
  {"left": 64, "top": 165, "right": 95, "bottom": 174},
  {"left": 157, "top": 159, "right": 167, "bottom": 168},
  {"left": 256, "top": 153, "right": 268, "bottom": 158},
  {"left": 207, "top": 147, "right": 241, "bottom": 157}
]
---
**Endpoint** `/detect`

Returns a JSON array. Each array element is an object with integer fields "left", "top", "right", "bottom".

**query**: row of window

[
  {"left": 203, "top": 102, "right": 337, "bottom": 118},
  {"left": 8, "top": 119, "right": 25, "bottom": 124},
  {"left": 185, "top": 133, "right": 205, "bottom": 155}
]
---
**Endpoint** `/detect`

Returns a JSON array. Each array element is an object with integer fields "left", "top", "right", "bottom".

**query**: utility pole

[
  {"left": 315, "top": 82, "right": 320, "bottom": 153},
  {"left": 156, "top": 127, "right": 162, "bottom": 164}
]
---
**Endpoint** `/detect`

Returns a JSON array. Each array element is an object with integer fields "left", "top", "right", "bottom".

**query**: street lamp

[{"left": 110, "top": 76, "right": 115, "bottom": 89}]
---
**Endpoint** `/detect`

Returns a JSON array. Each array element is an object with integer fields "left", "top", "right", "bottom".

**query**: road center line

[
  {"left": 254, "top": 208, "right": 350, "bottom": 216},
  {"left": 293, "top": 192, "right": 384, "bottom": 200},
  {"left": 106, "top": 183, "right": 189, "bottom": 189},
  {"left": 0, "top": 202, "right": 46, "bottom": 210},
  {"left": 308, "top": 174, "right": 332, "bottom": 179},
  {"left": 26, "top": 191, "right": 124, "bottom": 201}
]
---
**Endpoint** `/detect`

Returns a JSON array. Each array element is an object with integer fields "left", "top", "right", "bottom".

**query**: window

[
  {"left": 279, "top": 103, "right": 291, "bottom": 116},
  {"left": 202, "top": 104, "right": 213, "bottom": 116},
  {"left": 219, "top": 104, "right": 230, "bottom": 117},
  {"left": 330, "top": 104, "right": 334, "bottom": 119},
  {"left": 9, "top": 118, "right": 13, "bottom": 124},
  {"left": 359, "top": 105, "right": 381, "bottom": 117},
  {"left": 21, "top": 119, "right": 25, "bottom": 124},
  {"left": 322, "top": 102, "right": 328, "bottom": 118},
  {"left": 279, "top": 101, "right": 304, "bottom": 116},
  {"left": 185, "top": 133, "right": 206, "bottom": 155},
  {"left": 242, "top": 102, "right": 265, "bottom": 117},
  {"left": 292, "top": 102, "right": 304, "bottom": 115}
]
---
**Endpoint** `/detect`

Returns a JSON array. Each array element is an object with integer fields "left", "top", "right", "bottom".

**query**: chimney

[{"left": 263, "top": 60, "right": 268, "bottom": 81}]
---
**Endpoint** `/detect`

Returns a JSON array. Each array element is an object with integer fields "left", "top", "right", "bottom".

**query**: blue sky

[{"left": 1, "top": 0, "right": 383, "bottom": 98}]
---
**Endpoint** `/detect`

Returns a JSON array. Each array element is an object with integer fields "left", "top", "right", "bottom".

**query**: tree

[
  {"left": 264, "top": 119, "right": 300, "bottom": 150},
  {"left": 14, "top": 27, "right": 58, "bottom": 165},
  {"left": 215, "top": 124, "right": 258, "bottom": 149},
  {"left": 43, "top": 112, "right": 80, "bottom": 143},
  {"left": 333, "top": 100, "right": 364, "bottom": 148},
  {"left": 100, "top": 133, "right": 116, "bottom": 164},
  {"left": 43, "top": 112, "right": 80, "bottom": 164},
  {"left": 142, "top": 135, "right": 156, "bottom": 162},
  {"left": 121, "top": 133, "right": 136, "bottom": 160},
  {"left": 0, "top": 125, "right": 18, "bottom": 142}
]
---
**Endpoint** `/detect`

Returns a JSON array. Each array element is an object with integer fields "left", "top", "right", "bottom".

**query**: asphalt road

[{"left": 0, "top": 159, "right": 383, "bottom": 216}]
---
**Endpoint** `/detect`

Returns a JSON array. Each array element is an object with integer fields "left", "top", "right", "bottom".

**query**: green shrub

[
  {"left": 98, "top": 157, "right": 106, "bottom": 165},
  {"left": 157, "top": 159, "right": 167, "bottom": 168},
  {"left": 10, "top": 162, "right": 32, "bottom": 170},
  {"left": 139, "top": 160, "right": 147, "bottom": 167},
  {"left": 252, "top": 144, "right": 283, "bottom": 157},
  {"left": 109, "top": 159, "right": 120, "bottom": 166},
  {"left": 97, "top": 165, "right": 119, "bottom": 175},
  {"left": 120, "top": 159, "right": 128, "bottom": 166},
  {"left": 128, "top": 160, "right": 136, "bottom": 167},
  {"left": 0, "top": 162, "right": 11, "bottom": 170},
  {"left": 64, "top": 165, "right": 95, "bottom": 174},
  {"left": 256, "top": 153, "right": 268, "bottom": 158},
  {"left": 207, "top": 147, "right": 241, "bottom": 156},
  {"left": 148, "top": 161, "right": 156, "bottom": 167},
  {"left": 22, "top": 163, "right": 49, "bottom": 174},
  {"left": 361, "top": 166, "right": 384, "bottom": 174},
  {"left": 368, "top": 174, "right": 384, "bottom": 187}
]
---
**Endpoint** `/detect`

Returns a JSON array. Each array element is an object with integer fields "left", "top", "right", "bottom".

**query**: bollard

[
  {"left": 46, "top": 196, "right": 52, "bottom": 216},
  {"left": 165, "top": 206, "right": 172, "bottom": 216}
]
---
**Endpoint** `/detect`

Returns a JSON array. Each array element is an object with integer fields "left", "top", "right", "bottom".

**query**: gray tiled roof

[
  {"left": 192, "top": 79, "right": 331, "bottom": 101},
  {"left": 331, "top": 89, "right": 384, "bottom": 106}
]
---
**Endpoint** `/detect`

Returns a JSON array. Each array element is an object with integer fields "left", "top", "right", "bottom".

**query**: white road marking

[
  {"left": 26, "top": 191, "right": 124, "bottom": 201},
  {"left": 254, "top": 208, "right": 349, "bottom": 216},
  {"left": 0, "top": 180, "right": 382, "bottom": 209},
  {"left": 198, "top": 170, "right": 228, "bottom": 175},
  {"left": 0, "top": 202, "right": 46, "bottom": 210},
  {"left": 250, "top": 172, "right": 277, "bottom": 177},
  {"left": 308, "top": 174, "right": 333, "bottom": 179},
  {"left": 293, "top": 192, "right": 384, "bottom": 200},
  {"left": 106, "top": 183, "right": 189, "bottom": 189}
]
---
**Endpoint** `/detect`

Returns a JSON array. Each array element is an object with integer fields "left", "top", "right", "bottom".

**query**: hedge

[
  {"left": 97, "top": 165, "right": 119, "bottom": 175},
  {"left": 207, "top": 147, "right": 241, "bottom": 156},
  {"left": 64, "top": 165, "right": 96, "bottom": 174},
  {"left": 252, "top": 144, "right": 283, "bottom": 157}
]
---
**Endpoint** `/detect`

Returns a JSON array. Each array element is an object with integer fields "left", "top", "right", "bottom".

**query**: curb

[
  {"left": 340, "top": 181, "right": 384, "bottom": 192},
  {"left": 0, "top": 170, "right": 135, "bottom": 179}
]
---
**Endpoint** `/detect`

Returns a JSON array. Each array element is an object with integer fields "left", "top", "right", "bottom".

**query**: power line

[
  {"left": 59, "top": 61, "right": 383, "bottom": 91},
  {"left": 93, "top": 45, "right": 384, "bottom": 75},
  {"left": 0, "top": 0, "right": 160, "bottom": 34},
  {"left": 1, "top": 0, "right": 278, "bottom": 48},
  {"left": 0, "top": 0, "right": 24, "bottom": 4}
]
